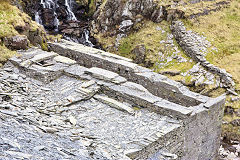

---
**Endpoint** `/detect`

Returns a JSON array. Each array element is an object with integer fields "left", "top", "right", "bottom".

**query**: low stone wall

[
  {"left": 171, "top": 20, "right": 235, "bottom": 90},
  {"left": 48, "top": 40, "right": 210, "bottom": 107},
  {"left": 183, "top": 96, "right": 225, "bottom": 159}
]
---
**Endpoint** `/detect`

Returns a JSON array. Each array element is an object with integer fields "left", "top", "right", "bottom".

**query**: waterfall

[
  {"left": 35, "top": 11, "right": 42, "bottom": 25},
  {"left": 38, "top": 0, "right": 60, "bottom": 30},
  {"left": 34, "top": 0, "right": 95, "bottom": 48},
  {"left": 53, "top": 13, "right": 60, "bottom": 31},
  {"left": 65, "top": 0, "right": 77, "bottom": 20},
  {"left": 84, "top": 29, "right": 94, "bottom": 47},
  {"left": 40, "top": 0, "right": 45, "bottom": 8}
]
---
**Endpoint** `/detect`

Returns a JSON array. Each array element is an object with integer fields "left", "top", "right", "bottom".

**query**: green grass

[
  {"left": 0, "top": 45, "right": 16, "bottom": 67},
  {"left": 184, "top": 0, "right": 240, "bottom": 89},
  {"left": 118, "top": 20, "right": 195, "bottom": 72},
  {"left": 0, "top": 1, "right": 39, "bottom": 38},
  {"left": 184, "top": 0, "right": 240, "bottom": 64}
]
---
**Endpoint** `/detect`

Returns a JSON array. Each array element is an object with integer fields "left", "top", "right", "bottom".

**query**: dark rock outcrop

[
  {"left": 4, "top": 35, "right": 29, "bottom": 50},
  {"left": 91, "top": 0, "right": 168, "bottom": 35},
  {"left": 132, "top": 44, "right": 146, "bottom": 65},
  {"left": 91, "top": 0, "right": 187, "bottom": 36},
  {"left": 131, "top": 44, "right": 153, "bottom": 67}
]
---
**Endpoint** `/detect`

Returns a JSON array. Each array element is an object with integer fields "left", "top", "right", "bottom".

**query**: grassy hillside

[
  {"left": 0, "top": 0, "right": 46, "bottom": 66},
  {"left": 118, "top": 21, "right": 196, "bottom": 72},
  {"left": 185, "top": 0, "right": 240, "bottom": 89}
]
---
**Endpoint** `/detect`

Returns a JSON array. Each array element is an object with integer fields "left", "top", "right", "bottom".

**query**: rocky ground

[
  {"left": 219, "top": 140, "right": 240, "bottom": 159},
  {"left": 0, "top": 63, "right": 95, "bottom": 160}
]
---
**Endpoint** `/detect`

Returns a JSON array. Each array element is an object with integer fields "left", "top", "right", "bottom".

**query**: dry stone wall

[{"left": 171, "top": 20, "right": 235, "bottom": 90}]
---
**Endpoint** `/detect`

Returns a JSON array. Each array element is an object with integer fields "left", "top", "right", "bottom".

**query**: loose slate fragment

[
  {"left": 2, "top": 137, "right": 21, "bottom": 150},
  {"left": 76, "top": 87, "right": 94, "bottom": 95},
  {"left": 86, "top": 67, "right": 119, "bottom": 81},
  {"left": 124, "top": 148, "right": 141, "bottom": 159},
  {"left": 68, "top": 115, "right": 77, "bottom": 125},
  {"left": 81, "top": 80, "right": 96, "bottom": 88},
  {"left": 31, "top": 52, "right": 58, "bottom": 63},
  {"left": 40, "top": 126, "right": 58, "bottom": 133},
  {"left": 94, "top": 95, "right": 134, "bottom": 114},
  {"left": 0, "top": 110, "right": 18, "bottom": 116},
  {"left": 33, "top": 145, "right": 46, "bottom": 151},
  {"left": 57, "top": 147, "right": 76, "bottom": 156},
  {"left": 53, "top": 55, "right": 76, "bottom": 65},
  {"left": 4, "top": 151, "right": 32, "bottom": 159}
]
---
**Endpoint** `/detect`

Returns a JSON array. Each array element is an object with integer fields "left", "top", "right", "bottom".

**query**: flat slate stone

[
  {"left": 86, "top": 67, "right": 119, "bottom": 81},
  {"left": 53, "top": 55, "right": 76, "bottom": 65},
  {"left": 94, "top": 95, "right": 135, "bottom": 114},
  {"left": 154, "top": 100, "right": 193, "bottom": 117},
  {"left": 30, "top": 52, "right": 58, "bottom": 63},
  {"left": 64, "top": 64, "right": 88, "bottom": 78}
]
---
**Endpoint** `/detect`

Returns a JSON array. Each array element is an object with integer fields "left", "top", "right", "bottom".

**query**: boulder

[
  {"left": 131, "top": 45, "right": 146, "bottom": 65},
  {"left": 4, "top": 35, "right": 29, "bottom": 50}
]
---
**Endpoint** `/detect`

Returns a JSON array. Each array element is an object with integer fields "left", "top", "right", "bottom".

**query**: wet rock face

[
  {"left": 41, "top": 8, "right": 56, "bottom": 30},
  {"left": 23, "top": 0, "right": 98, "bottom": 47},
  {"left": 18, "top": 0, "right": 85, "bottom": 32}
]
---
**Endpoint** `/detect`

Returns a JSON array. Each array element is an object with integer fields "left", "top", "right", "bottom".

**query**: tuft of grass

[
  {"left": 0, "top": 0, "right": 47, "bottom": 65},
  {"left": 0, "top": 45, "right": 16, "bottom": 67},
  {"left": 0, "top": 1, "right": 39, "bottom": 38},
  {"left": 222, "top": 124, "right": 240, "bottom": 142}
]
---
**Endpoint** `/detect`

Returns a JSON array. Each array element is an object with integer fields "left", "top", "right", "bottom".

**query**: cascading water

[
  {"left": 35, "top": 11, "right": 42, "bottom": 25},
  {"left": 65, "top": 0, "right": 77, "bottom": 21},
  {"left": 34, "top": 0, "right": 95, "bottom": 47},
  {"left": 36, "top": 0, "right": 60, "bottom": 31},
  {"left": 40, "top": 0, "right": 46, "bottom": 8},
  {"left": 84, "top": 29, "right": 94, "bottom": 47}
]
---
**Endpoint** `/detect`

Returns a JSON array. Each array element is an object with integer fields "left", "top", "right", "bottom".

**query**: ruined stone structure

[
  {"left": 1, "top": 40, "right": 225, "bottom": 160},
  {"left": 171, "top": 21, "right": 235, "bottom": 90}
]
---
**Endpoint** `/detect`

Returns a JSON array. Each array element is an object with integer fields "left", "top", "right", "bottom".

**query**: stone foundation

[
  {"left": 3, "top": 40, "right": 225, "bottom": 160},
  {"left": 47, "top": 40, "right": 225, "bottom": 160}
]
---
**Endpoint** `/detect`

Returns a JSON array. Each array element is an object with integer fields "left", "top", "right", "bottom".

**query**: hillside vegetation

[
  {"left": 0, "top": 0, "right": 46, "bottom": 66},
  {"left": 185, "top": 0, "right": 240, "bottom": 88}
]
